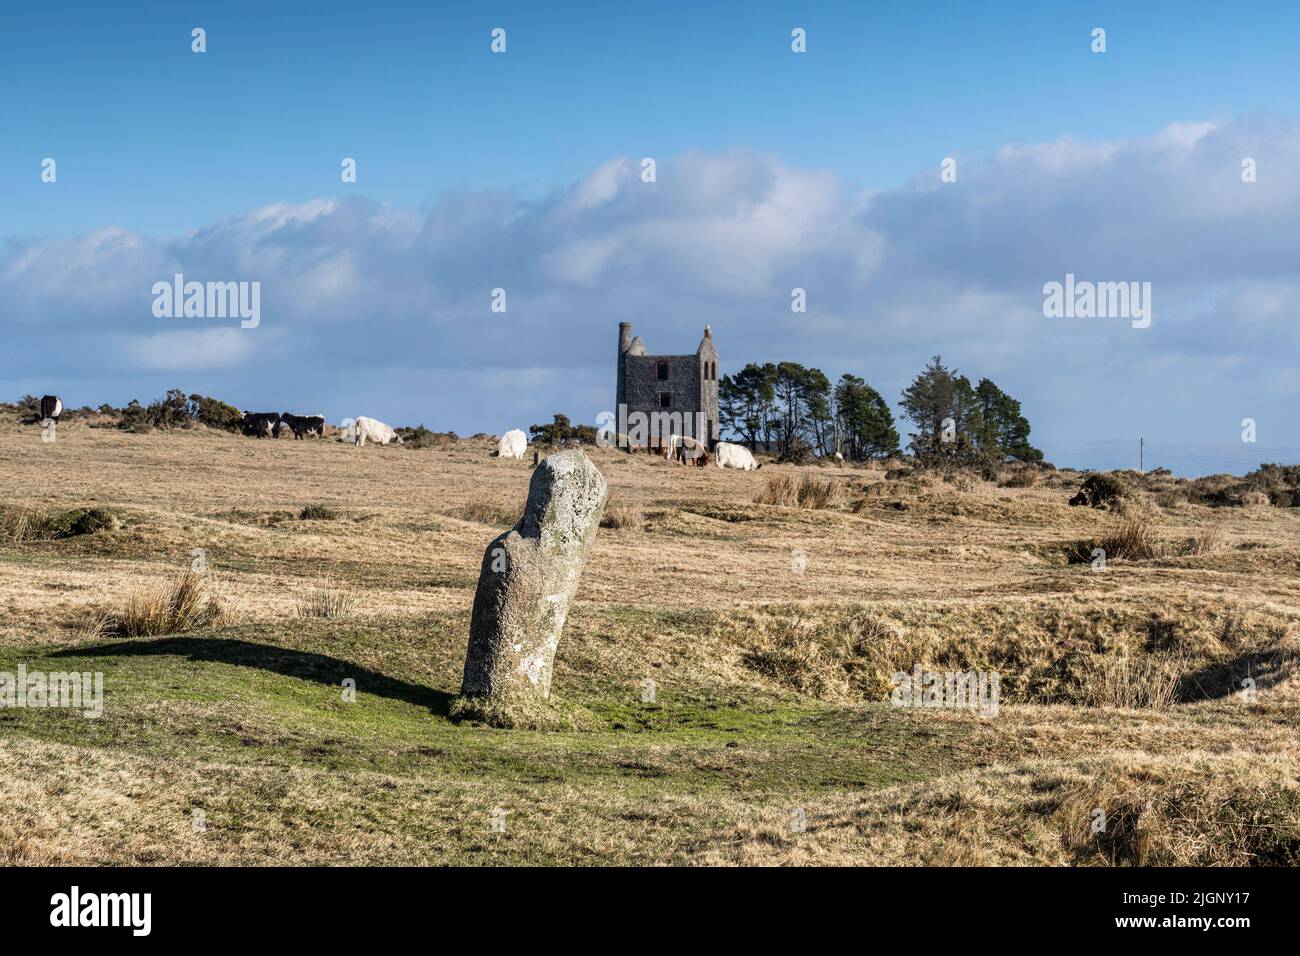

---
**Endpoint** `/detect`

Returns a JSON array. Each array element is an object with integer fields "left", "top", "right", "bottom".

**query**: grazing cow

[
  {"left": 354, "top": 416, "right": 402, "bottom": 447},
  {"left": 241, "top": 412, "right": 279, "bottom": 438},
  {"left": 494, "top": 429, "right": 527, "bottom": 459},
  {"left": 39, "top": 395, "right": 63, "bottom": 422},
  {"left": 833, "top": 452, "right": 845, "bottom": 465},
  {"left": 276, "top": 412, "right": 326, "bottom": 439},
  {"left": 713, "top": 441, "right": 761, "bottom": 471},
  {"left": 664, "top": 434, "right": 711, "bottom": 466}
]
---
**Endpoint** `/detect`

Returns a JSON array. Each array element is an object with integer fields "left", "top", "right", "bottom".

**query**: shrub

[
  {"left": 395, "top": 425, "right": 457, "bottom": 449},
  {"left": 187, "top": 393, "right": 243, "bottom": 431},
  {"left": 299, "top": 503, "right": 339, "bottom": 521},
  {"left": 529, "top": 414, "right": 598, "bottom": 446},
  {"left": 1069, "top": 473, "right": 1127, "bottom": 508},
  {"left": 103, "top": 571, "right": 224, "bottom": 637},
  {"left": 776, "top": 440, "right": 814, "bottom": 465},
  {"left": 116, "top": 389, "right": 243, "bottom": 432}
]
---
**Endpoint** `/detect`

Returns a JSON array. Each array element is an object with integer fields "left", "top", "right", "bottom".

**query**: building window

[
  {"left": 657, "top": 360, "right": 669, "bottom": 381},
  {"left": 659, "top": 392, "right": 671, "bottom": 409}
]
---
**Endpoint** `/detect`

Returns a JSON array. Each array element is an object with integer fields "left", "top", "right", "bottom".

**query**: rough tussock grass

[
  {"left": 101, "top": 570, "right": 224, "bottom": 637},
  {"left": 599, "top": 499, "right": 643, "bottom": 530},
  {"left": 754, "top": 472, "right": 845, "bottom": 509},
  {"left": 0, "top": 504, "right": 119, "bottom": 543},
  {"left": 718, "top": 599, "right": 1299, "bottom": 707},
  {"left": 1055, "top": 757, "right": 1300, "bottom": 865},
  {"left": 296, "top": 577, "right": 359, "bottom": 619}
]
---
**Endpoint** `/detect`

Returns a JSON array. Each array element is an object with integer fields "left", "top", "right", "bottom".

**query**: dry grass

[
  {"left": 0, "top": 505, "right": 36, "bottom": 544},
  {"left": 448, "top": 501, "right": 519, "bottom": 526},
  {"left": 1056, "top": 758, "right": 1300, "bottom": 865},
  {"left": 295, "top": 576, "right": 359, "bottom": 619},
  {"left": 1183, "top": 523, "right": 1225, "bottom": 556},
  {"left": 599, "top": 499, "right": 643, "bottom": 530},
  {"left": 0, "top": 504, "right": 118, "bottom": 542},
  {"left": 1079, "top": 653, "right": 1185, "bottom": 710},
  {"left": 1098, "top": 508, "right": 1161, "bottom": 561},
  {"left": 754, "top": 472, "right": 845, "bottom": 509},
  {"left": 101, "top": 571, "right": 224, "bottom": 637},
  {"left": 1, "top": 412, "right": 1298, "bottom": 865}
]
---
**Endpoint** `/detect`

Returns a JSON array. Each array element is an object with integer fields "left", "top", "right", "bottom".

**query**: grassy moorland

[{"left": 0, "top": 413, "right": 1297, "bottom": 865}]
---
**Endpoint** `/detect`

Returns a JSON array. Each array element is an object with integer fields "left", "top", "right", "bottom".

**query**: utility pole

[{"left": 1139, "top": 437, "right": 1144, "bottom": 474}]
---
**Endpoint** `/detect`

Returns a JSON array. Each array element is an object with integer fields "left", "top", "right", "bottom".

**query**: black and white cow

[
  {"left": 241, "top": 411, "right": 279, "bottom": 438},
  {"left": 40, "top": 395, "right": 62, "bottom": 422},
  {"left": 276, "top": 412, "right": 326, "bottom": 440}
]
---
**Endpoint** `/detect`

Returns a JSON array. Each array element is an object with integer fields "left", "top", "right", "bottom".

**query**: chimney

[{"left": 616, "top": 323, "right": 631, "bottom": 428}]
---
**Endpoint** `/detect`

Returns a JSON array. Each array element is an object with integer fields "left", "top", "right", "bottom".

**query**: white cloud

[
  {"left": 3, "top": 115, "right": 1300, "bottom": 456},
  {"left": 122, "top": 328, "right": 258, "bottom": 371}
]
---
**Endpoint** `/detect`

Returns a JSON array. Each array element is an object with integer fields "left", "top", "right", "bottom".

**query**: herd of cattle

[
  {"left": 240, "top": 411, "right": 328, "bottom": 440},
  {"left": 240, "top": 412, "right": 402, "bottom": 446},
  {"left": 33, "top": 395, "right": 761, "bottom": 468}
]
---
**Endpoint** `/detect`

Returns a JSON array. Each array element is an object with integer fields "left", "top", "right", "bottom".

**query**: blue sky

[{"left": 3, "top": 1, "right": 1300, "bottom": 474}]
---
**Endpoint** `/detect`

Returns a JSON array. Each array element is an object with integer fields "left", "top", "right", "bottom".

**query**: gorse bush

[
  {"left": 117, "top": 389, "right": 244, "bottom": 432},
  {"left": 299, "top": 503, "right": 340, "bottom": 520},
  {"left": 1069, "top": 473, "right": 1127, "bottom": 508},
  {"left": 395, "top": 425, "right": 457, "bottom": 448}
]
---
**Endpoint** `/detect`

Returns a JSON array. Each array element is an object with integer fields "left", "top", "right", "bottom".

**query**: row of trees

[
  {"left": 719, "top": 356, "right": 1041, "bottom": 466},
  {"left": 719, "top": 363, "right": 898, "bottom": 462}
]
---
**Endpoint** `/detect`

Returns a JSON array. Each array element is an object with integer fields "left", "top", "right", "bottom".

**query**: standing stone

[{"left": 460, "top": 450, "right": 608, "bottom": 703}]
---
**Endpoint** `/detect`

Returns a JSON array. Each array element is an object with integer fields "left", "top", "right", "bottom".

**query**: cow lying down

[{"left": 713, "top": 441, "right": 761, "bottom": 470}]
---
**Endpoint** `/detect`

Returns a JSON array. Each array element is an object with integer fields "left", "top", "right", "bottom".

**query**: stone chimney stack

[{"left": 616, "top": 322, "right": 632, "bottom": 414}]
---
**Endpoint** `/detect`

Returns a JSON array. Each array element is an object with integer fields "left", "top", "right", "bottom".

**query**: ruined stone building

[{"left": 615, "top": 322, "right": 720, "bottom": 448}]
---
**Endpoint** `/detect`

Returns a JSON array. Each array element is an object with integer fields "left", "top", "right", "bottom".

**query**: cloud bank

[{"left": 3, "top": 114, "right": 1299, "bottom": 473}]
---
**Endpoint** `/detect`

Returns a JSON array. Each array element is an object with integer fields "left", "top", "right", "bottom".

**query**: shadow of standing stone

[{"left": 457, "top": 450, "right": 607, "bottom": 724}]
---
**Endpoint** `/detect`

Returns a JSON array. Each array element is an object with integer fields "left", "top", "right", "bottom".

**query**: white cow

[
  {"left": 833, "top": 452, "right": 845, "bottom": 464},
  {"left": 354, "top": 416, "right": 402, "bottom": 447},
  {"left": 495, "top": 429, "right": 527, "bottom": 459},
  {"left": 713, "top": 441, "right": 760, "bottom": 471}
]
